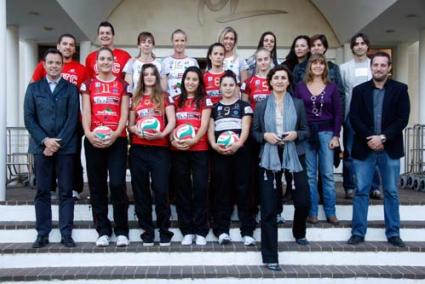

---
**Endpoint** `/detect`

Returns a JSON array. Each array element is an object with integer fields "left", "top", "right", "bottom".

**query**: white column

[
  {"left": 335, "top": 46, "right": 344, "bottom": 65},
  {"left": 79, "top": 40, "right": 92, "bottom": 64},
  {"left": 18, "top": 40, "right": 37, "bottom": 127},
  {"left": 0, "top": 0, "right": 7, "bottom": 200},
  {"left": 343, "top": 43, "right": 353, "bottom": 63},
  {"left": 395, "top": 42, "right": 410, "bottom": 84},
  {"left": 419, "top": 30, "right": 425, "bottom": 124},
  {"left": 6, "top": 26, "right": 19, "bottom": 127}
]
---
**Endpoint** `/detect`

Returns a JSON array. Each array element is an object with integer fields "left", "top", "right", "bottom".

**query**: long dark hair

[
  {"left": 133, "top": 63, "right": 164, "bottom": 111},
  {"left": 257, "top": 31, "right": 278, "bottom": 66},
  {"left": 284, "top": 35, "right": 310, "bottom": 71},
  {"left": 178, "top": 66, "right": 206, "bottom": 110},
  {"left": 206, "top": 42, "right": 225, "bottom": 70}
]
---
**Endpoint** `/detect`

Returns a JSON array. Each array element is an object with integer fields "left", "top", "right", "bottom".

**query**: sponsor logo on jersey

[
  {"left": 244, "top": 106, "right": 253, "bottom": 114},
  {"left": 93, "top": 96, "right": 120, "bottom": 104},
  {"left": 176, "top": 112, "right": 201, "bottom": 120}
]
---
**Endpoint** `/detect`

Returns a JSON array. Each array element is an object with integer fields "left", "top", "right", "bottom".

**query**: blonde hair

[
  {"left": 254, "top": 48, "right": 271, "bottom": 75},
  {"left": 218, "top": 26, "right": 239, "bottom": 61}
]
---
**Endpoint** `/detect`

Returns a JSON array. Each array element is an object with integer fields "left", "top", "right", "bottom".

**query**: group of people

[{"left": 24, "top": 21, "right": 410, "bottom": 271}]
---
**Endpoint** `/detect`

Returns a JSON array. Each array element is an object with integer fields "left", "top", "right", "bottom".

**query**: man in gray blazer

[{"left": 24, "top": 48, "right": 79, "bottom": 248}]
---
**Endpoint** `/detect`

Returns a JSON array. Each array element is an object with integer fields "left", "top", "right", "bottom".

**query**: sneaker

[
  {"left": 218, "top": 233, "right": 231, "bottom": 245},
  {"left": 370, "top": 190, "right": 382, "bottom": 200},
  {"left": 345, "top": 189, "right": 355, "bottom": 199},
  {"left": 116, "top": 235, "right": 129, "bottom": 247},
  {"left": 276, "top": 214, "right": 285, "bottom": 224},
  {"left": 243, "top": 236, "right": 256, "bottom": 246},
  {"left": 264, "top": 263, "right": 282, "bottom": 271},
  {"left": 295, "top": 238, "right": 309, "bottom": 245},
  {"left": 181, "top": 234, "right": 195, "bottom": 246},
  {"left": 140, "top": 233, "right": 154, "bottom": 247},
  {"left": 347, "top": 235, "right": 364, "bottom": 245},
  {"left": 388, "top": 236, "right": 406, "bottom": 248},
  {"left": 195, "top": 235, "right": 207, "bottom": 246},
  {"left": 96, "top": 235, "right": 109, "bottom": 247},
  {"left": 72, "top": 190, "right": 81, "bottom": 201},
  {"left": 160, "top": 232, "right": 173, "bottom": 247}
]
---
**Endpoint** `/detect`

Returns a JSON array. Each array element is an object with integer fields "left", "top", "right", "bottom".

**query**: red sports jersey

[
  {"left": 32, "top": 60, "right": 87, "bottom": 88},
  {"left": 173, "top": 96, "right": 213, "bottom": 151},
  {"left": 241, "top": 75, "right": 271, "bottom": 110},
  {"left": 85, "top": 48, "right": 131, "bottom": 79},
  {"left": 80, "top": 77, "right": 129, "bottom": 137},
  {"left": 203, "top": 71, "right": 224, "bottom": 105},
  {"left": 131, "top": 93, "right": 173, "bottom": 147}
]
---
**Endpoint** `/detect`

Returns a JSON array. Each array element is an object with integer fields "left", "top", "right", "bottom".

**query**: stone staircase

[{"left": 0, "top": 186, "right": 424, "bottom": 283}]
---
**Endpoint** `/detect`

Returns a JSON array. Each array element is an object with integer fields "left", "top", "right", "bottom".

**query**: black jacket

[
  {"left": 252, "top": 94, "right": 310, "bottom": 156},
  {"left": 349, "top": 79, "right": 410, "bottom": 160}
]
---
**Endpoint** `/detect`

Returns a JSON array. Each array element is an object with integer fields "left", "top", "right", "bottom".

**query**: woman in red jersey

[
  {"left": 128, "top": 63, "right": 176, "bottom": 246},
  {"left": 171, "top": 66, "right": 212, "bottom": 246},
  {"left": 81, "top": 47, "right": 130, "bottom": 248},
  {"left": 203, "top": 42, "right": 226, "bottom": 105}
]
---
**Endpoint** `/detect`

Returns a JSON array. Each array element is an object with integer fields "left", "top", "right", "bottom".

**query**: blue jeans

[
  {"left": 343, "top": 120, "right": 382, "bottom": 192},
  {"left": 304, "top": 131, "right": 336, "bottom": 218},
  {"left": 352, "top": 151, "right": 400, "bottom": 238}
]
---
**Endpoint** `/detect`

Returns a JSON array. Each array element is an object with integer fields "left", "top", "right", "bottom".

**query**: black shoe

[
  {"left": 140, "top": 232, "right": 154, "bottom": 246},
  {"left": 347, "top": 235, "right": 364, "bottom": 245},
  {"left": 345, "top": 189, "right": 355, "bottom": 199},
  {"left": 264, "top": 263, "right": 282, "bottom": 271},
  {"left": 388, "top": 236, "right": 406, "bottom": 248},
  {"left": 295, "top": 238, "right": 310, "bottom": 245},
  {"left": 160, "top": 231, "right": 174, "bottom": 247},
  {"left": 61, "top": 236, "right": 76, "bottom": 248},
  {"left": 32, "top": 235, "right": 49, "bottom": 248}
]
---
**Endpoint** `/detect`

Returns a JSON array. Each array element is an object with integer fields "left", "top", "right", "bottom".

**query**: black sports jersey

[{"left": 212, "top": 99, "right": 253, "bottom": 138}]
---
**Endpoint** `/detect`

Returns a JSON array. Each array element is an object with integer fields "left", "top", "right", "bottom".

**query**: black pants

[
  {"left": 172, "top": 151, "right": 209, "bottom": 237},
  {"left": 129, "top": 145, "right": 172, "bottom": 239},
  {"left": 34, "top": 154, "right": 75, "bottom": 237},
  {"left": 84, "top": 137, "right": 129, "bottom": 237},
  {"left": 211, "top": 145, "right": 256, "bottom": 237},
  {"left": 260, "top": 155, "right": 310, "bottom": 264}
]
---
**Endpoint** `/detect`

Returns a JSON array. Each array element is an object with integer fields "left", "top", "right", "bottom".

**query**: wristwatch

[{"left": 380, "top": 134, "right": 387, "bottom": 143}]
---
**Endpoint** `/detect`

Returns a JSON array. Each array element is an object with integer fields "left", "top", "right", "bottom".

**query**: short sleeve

[
  {"left": 205, "top": 97, "right": 213, "bottom": 109},
  {"left": 239, "top": 58, "right": 249, "bottom": 71},
  {"left": 123, "top": 59, "right": 134, "bottom": 74},
  {"left": 241, "top": 101, "right": 253, "bottom": 117}
]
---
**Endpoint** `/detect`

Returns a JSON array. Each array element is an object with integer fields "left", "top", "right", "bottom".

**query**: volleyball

[
  {"left": 216, "top": 131, "right": 240, "bottom": 148},
  {"left": 173, "top": 124, "right": 196, "bottom": 141},
  {"left": 93, "top": 126, "right": 112, "bottom": 140},
  {"left": 137, "top": 117, "right": 161, "bottom": 134}
]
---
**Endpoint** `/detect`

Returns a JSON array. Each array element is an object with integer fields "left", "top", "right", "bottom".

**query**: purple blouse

[{"left": 294, "top": 82, "right": 342, "bottom": 137}]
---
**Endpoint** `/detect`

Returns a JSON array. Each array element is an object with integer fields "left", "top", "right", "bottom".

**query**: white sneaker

[
  {"left": 243, "top": 236, "right": 256, "bottom": 246},
  {"left": 181, "top": 234, "right": 195, "bottom": 245},
  {"left": 218, "top": 233, "right": 231, "bottom": 245},
  {"left": 72, "top": 190, "right": 81, "bottom": 200},
  {"left": 195, "top": 235, "right": 207, "bottom": 246},
  {"left": 96, "top": 235, "right": 109, "bottom": 247},
  {"left": 116, "top": 235, "right": 129, "bottom": 247}
]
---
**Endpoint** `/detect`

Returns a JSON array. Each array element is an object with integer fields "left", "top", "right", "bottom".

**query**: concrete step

[
  {"left": 1, "top": 242, "right": 424, "bottom": 268},
  {"left": 0, "top": 265, "right": 424, "bottom": 283},
  {"left": 1, "top": 204, "right": 425, "bottom": 222},
  {"left": 0, "top": 221, "right": 424, "bottom": 243}
]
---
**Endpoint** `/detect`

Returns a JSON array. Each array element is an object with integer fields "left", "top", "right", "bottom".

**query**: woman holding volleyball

[
  {"left": 128, "top": 63, "right": 176, "bottom": 246},
  {"left": 208, "top": 70, "right": 256, "bottom": 246},
  {"left": 171, "top": 66, "right": 212, "bottom": 246},
  {"left": 81, "top": 47, "right": 130, "bottom": 247}
]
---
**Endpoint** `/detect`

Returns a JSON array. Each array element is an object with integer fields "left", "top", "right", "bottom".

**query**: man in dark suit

[
  {"left": 347, "top": 51, "right": 410, "bottom": 247},
  {"left": 24, "top": 48, "right": 79, "bottom": 248}
]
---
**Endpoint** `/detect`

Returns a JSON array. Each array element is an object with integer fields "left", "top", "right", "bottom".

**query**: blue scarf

[{"left": 260, "top": 93, "right": 303, "bottom": 172}]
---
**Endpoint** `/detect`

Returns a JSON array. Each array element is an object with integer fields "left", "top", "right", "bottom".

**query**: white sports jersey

[
  {"left": 223, "top": 55, "right": 248, "bottom": 83},
  {"left": 161, "top": 56, "right": 199, "bottom": 97},
  {"left": 123, "top": 58, "right": 162, "bottom": 92}
]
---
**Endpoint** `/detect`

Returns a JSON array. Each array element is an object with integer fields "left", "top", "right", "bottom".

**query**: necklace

[{"left": 310, "top": 90, "right": 325, "bottom": 117}]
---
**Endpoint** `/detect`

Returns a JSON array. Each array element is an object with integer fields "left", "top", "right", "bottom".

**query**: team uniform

[
  {"left": 210, "top": 99, "right": 256, "bottom": 239},
  {"left": 161, "top": 56, "right": 199, "bottom": 98},
  {"left": 32, "top": 60, "right": 87, "bottom": 194},
  {"left": 129, "top": 93, "right": 174, "bottom": 244},
  {"left": 241, "top": 75, "right": 272, "bottom": 110},
  {"left": 123, "top": 58, "right": 162, "bottom": 92},
  {"left": 223, "top": 55, "right": 248, "bottom": 84},
  {"left": 203, "top": 71, "right": 224, "bottom": 105},
  {"left": 85, "top": 48, "right": 131, "bottom": 79},
  {"left": 81, "top": 77, "right": 130, "bottom": 238},
  {"left": 172, "top": 96, "right": 213, "bottom": 238}
]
